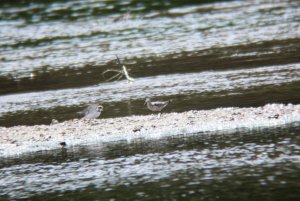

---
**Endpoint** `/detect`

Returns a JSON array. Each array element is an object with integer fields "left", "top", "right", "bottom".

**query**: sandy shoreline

[{"left": 0, "top": 103, "right": 300, "bottom": 157}]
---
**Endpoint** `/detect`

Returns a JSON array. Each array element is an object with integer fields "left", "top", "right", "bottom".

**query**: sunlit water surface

[
  {"left": 1, "top": 123, "right": 300, "bottom": 200},
  {"left": 0, "top": 0, "right": 300, "bottom": 125},
  {"left": 0, "top": 0, "right": 300, "bottom": 200}
]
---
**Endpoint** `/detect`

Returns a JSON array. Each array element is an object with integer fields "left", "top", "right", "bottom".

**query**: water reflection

[
  {"left": 1, "top": 123, "right": 300, "bottom": 200},
  {"left": 1, "top": 0, "right": 300, "bottom": 200},
  {"left": 0, "top": 0, "right": 299, "bottom": 80},
  {"left": 1, "top": 64, "right": 300, "bottom": 126},
  {"left": 1, "top": 0, "right": 300, "bottom": 126}
]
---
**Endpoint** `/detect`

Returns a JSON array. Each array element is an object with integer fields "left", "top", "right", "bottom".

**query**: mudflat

[{"left": 1, "top": 103, "right": 299, "bottom": 157}]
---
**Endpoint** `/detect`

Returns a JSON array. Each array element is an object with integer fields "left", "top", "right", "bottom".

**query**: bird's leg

[{"left": 157, "top": 113, "right": 161, "bottom": 118}]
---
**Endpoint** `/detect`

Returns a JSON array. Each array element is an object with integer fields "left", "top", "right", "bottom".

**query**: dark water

[
  {"left": 1, "top": 0, "right": 300, "bottom": 126},
  {"left": 1, "top": 0, "right": 300, "bottom": 200},
  {"left": 1, "top": 123, "right": 300, "bottom": 200}
]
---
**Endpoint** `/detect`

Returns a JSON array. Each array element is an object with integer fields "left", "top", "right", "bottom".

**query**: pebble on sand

[{"left": 0, "top": 103, "right": 299, "bottom": 157}]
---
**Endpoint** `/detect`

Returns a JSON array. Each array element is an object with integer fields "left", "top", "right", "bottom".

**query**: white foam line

[{"left": 0, "top": 103, "right": 300, "bottom": 157}]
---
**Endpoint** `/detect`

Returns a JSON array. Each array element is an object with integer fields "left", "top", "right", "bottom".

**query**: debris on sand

[{"left": 0, "top": 103, "right": 299, "bottom": 157}]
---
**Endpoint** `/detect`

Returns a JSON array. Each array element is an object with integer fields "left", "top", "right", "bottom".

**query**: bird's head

[
  {"left": 144, "top": 98, "right": 151, "bottom": 105},
  {"left": 97, "top": 105, "right": 104, "bottom": 112}
]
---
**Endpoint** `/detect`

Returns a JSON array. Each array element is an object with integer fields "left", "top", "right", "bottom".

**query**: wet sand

[{"left": 0, "top": 103, "right": 299, "bottom": 157}]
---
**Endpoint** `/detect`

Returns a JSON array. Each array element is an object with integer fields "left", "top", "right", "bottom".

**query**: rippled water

[
  {"left": 1, "top": 0, "right": 300, "bottom": 200},
  {"left": 1, "top": 63, "right": 300, "bottom": 126},
  {"left": 1, "top": 123, "right": 300, "bottom": 200},
  {"left": 0, "top": 0, "right": 300, "bottom": 126}
]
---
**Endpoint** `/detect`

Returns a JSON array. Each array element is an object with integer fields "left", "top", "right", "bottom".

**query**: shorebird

[
  {"left": 79, "top": 104, "right": 103, "bottom": 119},
  {"left": 144, "top": 98, "right": 170, "bottom": 117}
]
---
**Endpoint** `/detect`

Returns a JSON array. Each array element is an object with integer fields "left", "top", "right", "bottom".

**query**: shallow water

[
  {"left": 0, "top": 0, "right": 300, "bottom": 126},
  {"left": 0, "top": 0, "right": 300, "bottom": 200},
  {"left": 1, "top": 123, "right": 300, "bottom": 200},
  {"left": 1, "top": 63, "right": 300, "bottom": 126}
]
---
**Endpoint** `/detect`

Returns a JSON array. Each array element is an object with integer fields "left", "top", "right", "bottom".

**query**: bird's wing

[{"left": 152, "top": 101, "right": 168, "bottom": 106}]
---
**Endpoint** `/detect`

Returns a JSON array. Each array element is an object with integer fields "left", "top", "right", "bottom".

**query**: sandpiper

[
  {"left": 79, "top": 104, "right": 103, "bottom": 119},
  {"left": 144, "top": 98, "right": 170, "bottom": 117}
]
